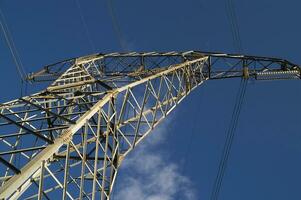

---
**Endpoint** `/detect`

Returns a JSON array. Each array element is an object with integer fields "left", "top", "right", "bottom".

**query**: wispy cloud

[{"left": 114, "top": 116, "right": 197, "bottom": 200}]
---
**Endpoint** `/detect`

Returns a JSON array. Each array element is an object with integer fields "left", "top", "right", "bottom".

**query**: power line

[
  {"left": 106, "top": 0, "right": 128, "bottom": 51},
  {"left": 226, "top": 0, "right": 242, "bottom": 52},
  {"left": 210, "top": 78, "right": 248, "bottom": 200},
  {"left": 225, "top": 0, "right": 243, "bottom": 53},
  {"left": 0, "top": 7, "right": 27, "bottom": 81},
  {"left": 209, "top": 2, "right": 246, "bottom": 199},
  {"left": 0, "top": 7, "right": 28, "bottom": 97},
  {"left": 74, "top": 0, "right": 96, "bottom": 52}
]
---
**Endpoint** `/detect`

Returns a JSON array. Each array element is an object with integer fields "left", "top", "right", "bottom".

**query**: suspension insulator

[{"left": 243, "top": 67, "right": 249, "bottom": 79}]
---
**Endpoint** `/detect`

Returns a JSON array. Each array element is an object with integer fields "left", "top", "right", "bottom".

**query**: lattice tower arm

[{"left": 0, "top": 51, "right": 299, "bottom": 199}]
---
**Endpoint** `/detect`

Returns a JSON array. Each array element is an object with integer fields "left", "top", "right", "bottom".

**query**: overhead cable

[
  {"left": 74, "top": 0, "right": 96, "bottom": 52},
  {"left": 106, "top": 0, "right": 128, "bottom": 51},
  {"left": 210, "top": 1, "right": 247, "bottom": 198},
  {"left": 226, "top": 0, "right": 243, "bottom": 53},
  {"left": 0, "top": 7, "right": 27, "bottom": 81},
  {"left": 210, "top": 78, "right": 248, "bottom": 200}
]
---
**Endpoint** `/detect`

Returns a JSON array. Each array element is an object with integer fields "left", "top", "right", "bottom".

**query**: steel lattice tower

[{"left": 0, "top": 51, "right": 300, "bottom": 199}]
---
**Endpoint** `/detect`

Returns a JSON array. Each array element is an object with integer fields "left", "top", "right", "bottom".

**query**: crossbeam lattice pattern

[
  {"left": 0, "top": 52, "right": 207, "bottom": 199},
  {"left": 0, "top": 51, "right": 300, "bottom": 199}
]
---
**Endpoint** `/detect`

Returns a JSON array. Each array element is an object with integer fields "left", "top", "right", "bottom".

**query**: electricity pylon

[{"left": 0, "top": 51, "right": 299, "bottom": 199}]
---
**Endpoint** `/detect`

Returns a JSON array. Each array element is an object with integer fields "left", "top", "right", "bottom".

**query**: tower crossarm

[
  {"left": 194, "top": 51, "right": 300, "bottom": 80},
  {"left": 27, "top": 51, "right": 301, "bottom": 82}
]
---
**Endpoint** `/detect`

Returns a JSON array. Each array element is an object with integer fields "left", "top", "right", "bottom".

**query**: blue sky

[{"left": 0, "top": 0, "right": 301, "bottom": 199}]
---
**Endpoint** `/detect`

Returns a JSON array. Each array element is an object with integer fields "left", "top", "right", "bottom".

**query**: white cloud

[{"left": 114, "top": 116, "right": 197, "bottom": 200}]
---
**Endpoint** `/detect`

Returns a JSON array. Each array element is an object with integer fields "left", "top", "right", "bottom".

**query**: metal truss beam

[{"left": 0, "top": 51, "right": 299, "bottom": 199}]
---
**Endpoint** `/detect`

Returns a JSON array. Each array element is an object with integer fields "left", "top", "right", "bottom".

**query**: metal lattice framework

[{"left": 0, "top": 51, "right": 300, "bottom": 199}]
